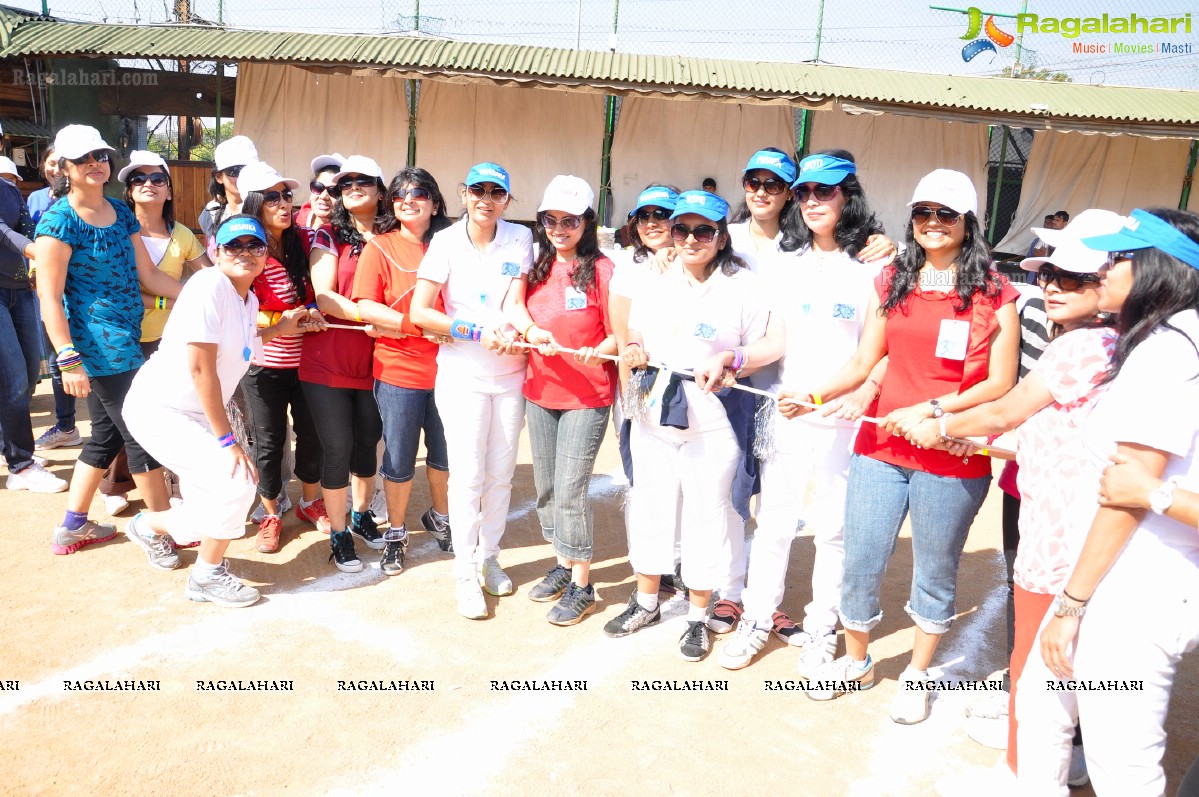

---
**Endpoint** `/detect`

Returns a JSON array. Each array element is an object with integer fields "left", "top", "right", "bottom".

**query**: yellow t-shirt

[{"left": 140, "top": 224, "right": 205, "bottom": 342}]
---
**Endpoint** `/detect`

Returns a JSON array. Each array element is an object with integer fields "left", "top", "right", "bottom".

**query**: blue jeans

[
  {"left": 526, "top": 402, "right": 610, "bottom": 562},
  {"left": 374, "top": 380, "right": 448, "bottom": 482},
  {"left": 840, "top": 453, "right": 991, "bottom": 635},
  {"left": 0, "top": 287, "right": 41, "bottom": 471},
  {"left": 40, "top": 318, "right": 75, "bottom": 431}
]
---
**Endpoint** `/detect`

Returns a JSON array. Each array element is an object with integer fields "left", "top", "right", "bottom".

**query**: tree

[
  {"left": 999, "top": 65, "right": 1072, "bottom": 82},
  {"left": 146, "top": 119, "right": 235, "bottom": 161}
]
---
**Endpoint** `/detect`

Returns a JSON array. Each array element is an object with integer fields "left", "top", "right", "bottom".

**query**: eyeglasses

[
  {"left": 129, "top": 173, "right": 168, "bottom": 187},
  {"left": 336, "top": 175, "right": 377, "bottom": 193},
  {"left": 261, "top": 189, "right": 294, "bottom": 207},
  {"left": 634, "top": 208, "right": 671, "bottom": 224},
  {"left": 221, "top": 240, "right": 267, "bottom": 257},
  {"left": 743, "top": 176, "right": 788, "bottom": 195},
  {"left": 466, "top": 184, "right": 509, "bottom": 203},
  {"left": 1105, "top": 251, "right": 1138, "bottom": 269},
  {"left": 795, "top": 183, "right": 840, "bottom": 202},
  {"left": 309, "top": 180, "right": 332, "bottom": 196},
  {"left": 67, "top": 150, "right": 110, "bottom": 166},
  {"left": 221, "top": 164, "right": 244, "bottom": 179},
  {"left": 911, "top": 205, "right": 962, "bottom": 226},
  {"left": 539, "top": 213, "right": 583, "bottom": 231},
  {"left": 670, "top": 223, "right": 720, "bottom": 244},
  {"left": 392, "top": 187, "right": 432, "bottom": 202},
  {"left": 1038, "top": 265, "right": 1101, "bottom": 292}
]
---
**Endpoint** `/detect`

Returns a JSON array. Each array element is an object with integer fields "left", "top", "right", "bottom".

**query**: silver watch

[
  {"left": 1052, "top": 593, "right": 1087, "bottom": 618},
  {"left": 1149, "top": 480, "right": 1176, "bottom": 515}
]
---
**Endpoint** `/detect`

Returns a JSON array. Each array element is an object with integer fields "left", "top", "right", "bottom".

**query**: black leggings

[
  {"left": 300, "top": 381, "right": 381, "bottom": 490},
  {"left": 88, "top": 369, "right": 160, "bottom": 472},
  {"left": 240, "top": 365, "right": 322, "bottom": 499}
]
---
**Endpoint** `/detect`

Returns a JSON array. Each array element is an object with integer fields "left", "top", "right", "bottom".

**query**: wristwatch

[
  {"left": 929, "top": 399, "right": 945, "bottom": 419},
  {"left": 1149, "top": 480, "right": 1177, "bottom": 515},
  {"left": 1052, "top": 592, "right": 1087, "bottom": 618}
]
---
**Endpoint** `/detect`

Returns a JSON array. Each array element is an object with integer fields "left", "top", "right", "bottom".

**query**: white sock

[
  {"left": 902, "top": 666, "right": 929, "bottom": 679},
  {"left": 851, "top": 655, "right": 871, "bottom": 669},
  {"left": 687, "top": 604, "right": 708, "bottom": 623},
  {"left": 194, "top": 559, "right": 221, "bottom": 576},
  {"left": 636, "top": 591, "right": 659, "bottom": 612},
  {"left": 299, "top": 498, "right": 317, "bottom": 509}
]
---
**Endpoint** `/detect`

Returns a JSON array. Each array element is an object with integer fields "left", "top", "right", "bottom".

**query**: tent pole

[
  {"left": 407, "top": 80, "right": 418, "bottom": 167},
  {"left": 987, "top": 125, "right": 1009, "bottom": 244},
  {"left": 1180, "top": 139, "right": 1198, "bottom": 210}
]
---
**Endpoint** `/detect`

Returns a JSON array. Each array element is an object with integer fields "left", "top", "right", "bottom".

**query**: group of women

[{"left": 25, "top": 121, "right": 1199, "bottom": 796}]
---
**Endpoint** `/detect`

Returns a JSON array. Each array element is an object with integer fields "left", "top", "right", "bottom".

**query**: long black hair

[
  {"left": 623, "top": 182, "right": 681, "bottom": 264},
  {"left": 530, "top": 208, "right": 602, "bottom": 293},
  {"left": 124, "top": 167, "right": 175, "bottom": 229},
  {"left": 729, "top": 146, "right": 807, "bottom": 251},
  {"left": 386, "top": 167, "right": 452, "bottom": 245},
  {"left": 1104, "top": 207, "right": 1199, "bottom": 384},
  {"left": 329, "top": 175, "right": 392, "bottom": 256},
  {"left": 883, "top": 210, "right": 1000, "bottom": 315},
  {"left": 241, "top": 190, "right": 311, "bottom": 298},
  {"left": 780, "top": 148, "right": 884, "bottom": 257}
]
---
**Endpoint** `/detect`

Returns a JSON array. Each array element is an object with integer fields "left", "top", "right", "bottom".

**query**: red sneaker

[
  {"left": 706, "top": 599, "right": 743, "bottom": 634},
  {"left": 255, "top": 515, "right": 282, "bottom": 553},
  {"left": 296, "top": 499, "right": 332, "bottom": 534}
]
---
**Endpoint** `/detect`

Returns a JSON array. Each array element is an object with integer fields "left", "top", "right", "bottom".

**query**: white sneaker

[
  {"left": 456, "top": 576, "right": 487, "bottom": 619},
  {"left": 6, "top": 462, "right": 67, "bottom": 493},
  {"left": 478, "top": 555, "right": 514, "bottom": 596},
  {"left": 796, "top": 630, "right": 838, "bottom": 678},
  {"left": 1068, "top": 744, "right": 1089, "bottom": 787},
  {"left": 965, "top": 713, "right": 1009, "bottom": 750},
  {"left": 368, "top": 489, "right": 388, "bottom": 525},
  {"left": 104, "top": 493, "right": 130, "bottom": 516},
  {"left": 717, "top": 619, "right": 770, "bottom": 670},
  {"left": 891, "top": 669, "right": 932, "bottom": 725}
]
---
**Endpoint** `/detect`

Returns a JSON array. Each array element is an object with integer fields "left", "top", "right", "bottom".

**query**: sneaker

[
  {"left": 420, "top": 507, "right": 453, "bottom": 553},
  {"left": 185, "top": 560, "right": 260, "bottom": 608},
  {"left": 328, "top": 530, "right": 363, "bottom": 573},
  {"left": 296, "top": 499, "right": 333, "bottom": 534},
  {"left": 124, "top": 512, "right": 180, "bottom": 570},
  {"left": 251, "top": 491, "right": 293, "bottom": 523},
  {"left": 891, "top": 669, "right": 932, "bottom": 725},
  {"left": 547, "top": 583, "right": 597, "bottom": 626},
  {"left": 255, "top": 515, "right": 282, "bottom": 554},
  {"left": 479, "top": 555, "right": 514, "bottom": 597},
  {"left": 368, "top": 489, "right": 388, "bottom": 526},
  {"left": 1068, "top": 744, "right": 1089, "bottom": 787},
  {"left": 380, "top": 529, "right": 407, "bottom": 576},
  {"left": 965, "top": 685, "right": 1010, "bottom": 721},
  {"left": 965, "top": 712, "right": 1009, "bottom": 750},
  {"left": 529, "top": 564, "right": 571, "bottom": 602},
  {"left": 6, "top": 462, "right": 67, "bottom": 493},
  {"left": 350, "top": 511, "right": 385, "bottom": 550},
  {"left": 770, "top": 611, "right": 804, "bottom": 646},
  {"left": 104, "top": 493, "right": 130, "bottom": 516},
  {"left": 34, "top": 423, "right": 82, "bottom": 450},
  {"left": 51, "top": 519, "right": 117, "bottom": 555},
  {"left": 456, "top": 576, "right": 487, "bottom": 619},
  {"left": 796, "top": 631, "right": 839, "bottom": 678},
  {"left": 706, "top": 599, "right": 743, "bottom": 634},
  {"left": 718, "top": 619, "right": 770, "bottom": 670},
  {"left": 803, "top": 654, "right": 875, "bottom": 701},
  {"left": 679, "top": 620, "right": 712, "bottom": 662},
  {"left": 659, "top": 564, "right": 688, "bottom": 598},
  {"left": 603, "top": 592, "right": 661, "bottom": 638}
]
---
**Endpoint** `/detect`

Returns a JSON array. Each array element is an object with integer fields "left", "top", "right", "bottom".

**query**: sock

[
  {"left": 194, "top": 558, "right": 221, "bottom": 576},
  {"left": 636, "top": 591, "right": 659, "bottom": 612},
  {"left": 384, "top": 525, "right": 408, "bottom": 542},
  {"left": 62, "top": 510, "right": 87, "bottom": 530},
  {"left": 300, "top": 498, "right": 317, "bottom": 509},
  {"left": 851, "top": 655, "right": 871, "bottom": 669},
  {"left": 687, "top": 604, "right": 708, "bottom": 623},
  {"left": 902, "top": 666, "right": 928, "bottom": 679},
  {"left": 351, "top": 510, "right": 368, "bottom": 527}
]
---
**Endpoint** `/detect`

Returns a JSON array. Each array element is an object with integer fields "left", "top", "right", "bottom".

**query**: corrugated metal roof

[
  {"left": 1, "top": 117, "right": 52, "bottom": 138},
  {"left": 1, "top": 8, "right": 1197, "bottom": 137}
]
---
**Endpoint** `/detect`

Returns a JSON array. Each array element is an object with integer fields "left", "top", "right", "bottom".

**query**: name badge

[
  {"left": 564, "top": 287, "right": 587, "bottom": 311},
  {"left": 936, "top": 319, "right": 970, "bottom": 361},
  {"left": 693, "top": 322, "right": 717, "bottom": 340},
  {"left": 501, "top": 261, "right": 520, "bottom": 277},
  {"left": 832, "top": 302, "right": 856, "bottom": 320}
]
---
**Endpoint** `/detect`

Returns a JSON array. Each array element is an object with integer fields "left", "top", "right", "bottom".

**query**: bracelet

[
  {"left": 217, "top": 432, "right": 236, "bottom": 448},
  {"left": 155, "top": 296, "right": 168, "bottom": 310},
  {"left": 808, "top": 393, "right": 823, "bottom": 407},
  {"left": 55, "top": 344, "right": 77, "bottom": 356},
  {"left": 522, "top": 321, "right": 536, "bottom": 339},
  {"left": 866, "top": 378, "right": 881, "bottom": 397},
  {"left": 56, "top": 345, "right": 83, "bottom": 371},
  {"left": 729, "top": 348, "right": 746, "bottom": 373},
  {"left": 353, "top": 303, "right": 363, "bottom": 323},
  {"left": 938, "top": 413, "right": 952, "bottom": 439},
  {"left": 1062, "top": 588, "right": 1090, "bottom": 605}
]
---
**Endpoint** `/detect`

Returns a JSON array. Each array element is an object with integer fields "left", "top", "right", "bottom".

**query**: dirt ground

[{"left": 1, "top": 379, "right": 1195, "bottom": 797}]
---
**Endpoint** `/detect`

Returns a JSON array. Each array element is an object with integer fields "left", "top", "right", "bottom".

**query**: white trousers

[
  {"left": 435, "top": 371, "right": 526, "bottom": 579},
  {"left": 1016, "top": 544, "right": 1199, "bottom": 797},
  {"left": 628, "top": 421, "right": 739, "bottom": 591},
  {"left": 742, "top": 421, "right": 855, "bottom": 633}
]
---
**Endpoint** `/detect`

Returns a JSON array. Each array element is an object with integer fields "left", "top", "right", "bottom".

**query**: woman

[
  {"left": 99, "top": 150, "right": 211, "bottom": 516},
  {"left": 410, "top": 162, "right": 533, "bottom": 620},
  {"left": 1023, "top": 207, "right": 1199, "bottom": 796},
  {"left": 35, "top": 124, "right": 183, "bottom": 555},
  {"left": 199, "top": 136, "right": 259, "bottom": 256},
  {"left": 301, "top": 155, "right": 390, "bottom": 569},
  {"left": 352, "top": 167, "right": 454, "bottom": 575},
  {"left": 295, "top": 153, "right": 344, "bottom": 229},
  {"left": 123, "top": 215, "right": 311, "bottom": 606},
  {"left": 609, "top": 190, "right": 767, "bottom": 661},
  {"left": 237, "top": 162, "right": 331, "bottom": 558},
  {"left": 785, "top": 169, "right": 1019, "bottom": 724},
  {"left": 507, "top": 175, "right": 616, "bottom": 626}
]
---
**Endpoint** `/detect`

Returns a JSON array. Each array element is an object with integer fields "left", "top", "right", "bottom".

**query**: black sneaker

[
  {"left": 329, "top": 530, "right": 363, "bottom": 573},
  {"left": 420, "top": 507, "right": 453, "bottom": 553},
  {"left": 659, "top": 564, "right": 689, "bottom": 598},
  {"left": 603, "top": 591, "right": 661, "bottom": 638},
  {"left": 380, "top": 530, "right": 408, "bottom": 577},
  {"left": 547, "top": 583, "right": 596, "bottom": 626},
  {"left": 679, "top": 620, "right": 712, "bottom": 661},
  {"left": 529, "top": 564, "right": 571, "bottom": 602},
  {"left": 350, "top": 511, "right": 384, "bottom": 551}
]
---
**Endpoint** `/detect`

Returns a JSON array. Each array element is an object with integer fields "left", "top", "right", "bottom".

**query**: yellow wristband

[
  {"left": 353, "top": 303, "right": 363, "bottom": 323},
  {"left": 522, "top": 321, "right": 536, "bottom": 338},
  {"left": 809, "top": 393, "right": 823, "bottom": 406}
]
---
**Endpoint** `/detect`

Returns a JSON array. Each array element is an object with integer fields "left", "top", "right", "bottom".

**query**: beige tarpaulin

[
  {"left": 995, "top": 131, "right": 1193, "bottom": 255},
  {"left": 810, "top": 109, "right": 990, "bottom": 244}
]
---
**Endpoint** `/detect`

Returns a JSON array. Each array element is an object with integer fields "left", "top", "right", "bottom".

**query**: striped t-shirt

[{"left": 252, "top": 226, "right": 331, "bottom": 369}]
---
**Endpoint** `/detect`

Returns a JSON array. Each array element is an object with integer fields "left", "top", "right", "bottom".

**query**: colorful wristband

[
  {"left": 450, "top": 318, "right": 483, "bottom": 342},
  {"left": 155, "top": 296, "right": 167, "bottom": 310},
  {"left": 218, "top": 432, "right": 236, "bottom": 448},
  {"left": 808, "top": 393, "right": 823, "bottom": 407},
  {"left": 353, "top": 303, "right": 363, "bottom": 323},
  {"left": 730, "top": 348, "right": 746, "bottom": 373}
]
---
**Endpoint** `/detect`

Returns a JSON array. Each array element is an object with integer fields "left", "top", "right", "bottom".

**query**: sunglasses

[
  {"left": 634, "top": 207, "right": 671, "bottom": 224},
  {"left": 222, "top": 240, "right": 267, "bottom": 257},
  {"left": 68, "top": 150, "right": 110, "bottom": 166},
  {"left": 1038, "top": 265, "right": 1101, "bottom": 292},
  {"left": 1105, "top": 251, "right": 1138, "bottom": 268},
  {"left": 392, "top": 187, "right": 432, "bottom": 202},
  {"left": 309, "top": 180, "right": 332, "bottom": 196},
  {"left": 795, "top": 183, "right": 840, "bottom": 202},
  {"left": 743, "top": 176, "right": 788, "bottom": 196},
  {"left": 261, "top": 189, "right": 294, "bottom": 207},
  {"left": 540, "top": 213, "right": 583, "bottom": 232},
  {"left": 466, "top": 184, "right": 509, "bottom": 203},
  {"left": 336, "top": 175, "right": 377, "bottom": 193},
  {"left": 670, "top": 223, "right": 720, "bottom": 244},
  {"left": 221, "top": 164, "right": 244, "bottom": 179},
  {"left": 129, "top": 173, "right": 168, "bottom": 187},
  {"left": 911, "top": 205, "right": 962, "bottom": 226}
]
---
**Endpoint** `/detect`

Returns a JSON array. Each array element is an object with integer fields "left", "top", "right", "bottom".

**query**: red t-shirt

[
  {"left": 299, "top": 231, "right": 374, "bottom": 390},
  {"left": 350, "top": 230, "right": 441, "bottom": 390},
  {"left": 523, "top": 256, "right": 616, "bottom": 410},
  {"left": 855, "top": 266, "right": 1018, "bottom": 479}
]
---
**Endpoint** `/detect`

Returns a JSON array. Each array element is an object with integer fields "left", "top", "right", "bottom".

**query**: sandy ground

[{"left": 1, "top": 380, "right": 1195, "bottom": 797}]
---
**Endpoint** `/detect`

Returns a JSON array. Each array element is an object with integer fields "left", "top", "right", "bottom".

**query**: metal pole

[
  {"left": 597, "top": 0, "right": 618, "bottom": 223},
  {"left": 813, "top": 0, "right": 825, "bottom": 63},
  {"left": 1180, "top": 140, "right": 1198, "bottom": 210},
  {"left": 215, "top": 63, "right": 222, "bottom": 148},
  {"left": 407, "top": 80, "right": 418, "bottom": 166},
  {"left": 575, "top": 0, "right": 582, "bottom": 48},
  {"left": 987, "top": 126, "right": 1010, "bottom": 244},
  {"left": 797, "top": 0, "right": 826, "bottom": 159},
  {"left": 414, "top": 0, "right": 420, "bottom": 30}
]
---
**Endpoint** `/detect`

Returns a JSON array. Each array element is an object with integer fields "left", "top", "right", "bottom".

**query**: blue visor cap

[
  {"left": 465, "top": 162, "right": 511, "bottom": 192},
  {"left": 215, "top": 217, "right": 267, "bottom": 247},
  {"left": 670, "top": 190, "right": 730, "bottom": 222},
  {"left": 1082, "top": 208, "right": 1199, "bottom": 271},
  {"left": 793, "top": 155, "right": 857, "bottom": 188},
  {"left": 629, "top": 186, "right": 680, "bottom": 217},
  {"left": 744, "top": 149, "right": 798, "bottom": 184}
]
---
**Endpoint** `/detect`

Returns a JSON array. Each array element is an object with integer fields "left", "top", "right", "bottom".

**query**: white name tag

[
  {"left": 936, "top": 319, "right": 970, "bottom": 361},
  {"left": 564, "top": 287, "right": 587, "bottom": 311}
]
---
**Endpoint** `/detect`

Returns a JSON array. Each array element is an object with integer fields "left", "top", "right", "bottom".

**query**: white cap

[
  {"left": 1020, "top": 208, "right": 1131, "bottom": 273},
  {"left": 908, "top": 169, "right": 978, "bottom": 217},
  {"left": 537, "top": 174, "right": 594, "bottom": 215},
  {"left": 53, "top": 124, "right": 115, "bottom": 160},
  {"left": 332, "top": 155, "right": 384, "bottom": 184},
  {"left": 117, "top": 149, "right": 170, "bottom": 183},
  {"left": 213, "top": 135, "right": 259, "bottom": 172},
  {"left": 0, "top": 156, "right": 18, "bottom": 178},
  {"left": 237, "top": 161, "right": 300, "bottom": 194},
  {"left": 310, "top": 152, "right": 346, "bottom": 175}
]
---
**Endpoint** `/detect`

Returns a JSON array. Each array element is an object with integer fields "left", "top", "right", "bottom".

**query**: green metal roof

[
  {"left": 1, "top": 6, "right": 1196, "bottom": 138},
  {"left": 1, "top": 117, "right": 52, "bottom": 138}
]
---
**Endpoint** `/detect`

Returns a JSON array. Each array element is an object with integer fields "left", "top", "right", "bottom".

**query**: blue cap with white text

[
  {"left": 215, "top": 216, "right": 267, "bottom": 247},
  {"left": 1082, "top": 208, "right": 1199, "bottom": 271},
  {"left": 629, "top": 185, "right": 680, "bottom": 217},
  {"left": 669, "top": 190, "right": 730, "bottom": 222},
  {"left": 793, "top": 155, "right": 857, "bottom": 188},
  {"left": 465, "top": 162, "right": 511, "bottom": 193},
  {"left": 744, "top": 149, "right": 798, "bottom": 184}
]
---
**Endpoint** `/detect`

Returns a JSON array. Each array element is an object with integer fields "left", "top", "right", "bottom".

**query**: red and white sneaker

[{"left": 296, "top": 499, "right": 332, "bottom": 534}]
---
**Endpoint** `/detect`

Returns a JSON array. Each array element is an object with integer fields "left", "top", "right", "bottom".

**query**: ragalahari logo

[{"left": 957, "top": 7, "right": 1016, "bottom": 61}]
